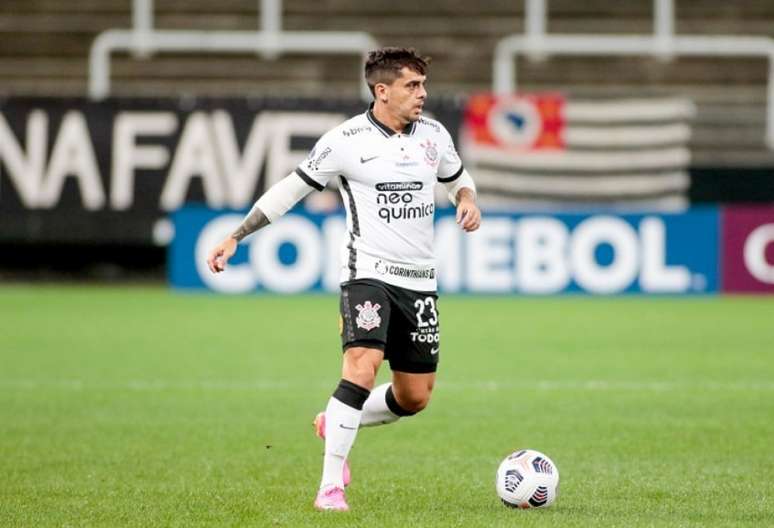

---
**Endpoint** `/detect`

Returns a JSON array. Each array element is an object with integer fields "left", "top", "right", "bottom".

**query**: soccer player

[{"left": 206, "top": 47, "right": 480, "bottom": 512}]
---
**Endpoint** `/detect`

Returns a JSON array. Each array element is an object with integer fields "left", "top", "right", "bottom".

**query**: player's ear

[{"left": 375, "top": 83, "right": 389, "bottom": 103}]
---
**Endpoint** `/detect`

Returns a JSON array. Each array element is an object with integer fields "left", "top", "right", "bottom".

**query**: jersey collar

[{"left": 366, "top": 103, "right": 416, "bottom": 137}]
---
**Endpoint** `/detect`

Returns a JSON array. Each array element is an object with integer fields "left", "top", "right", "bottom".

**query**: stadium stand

[
  {"left": 1, "top": 0, "right": 773, "bottom": 169},
  {"left": 0, "top": 1, "right": 772, "bottom": 279}
]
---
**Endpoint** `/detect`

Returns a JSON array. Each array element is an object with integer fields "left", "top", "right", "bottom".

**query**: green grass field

[{"left": 1, "top": 286, "right": 773, "bottom": 527}]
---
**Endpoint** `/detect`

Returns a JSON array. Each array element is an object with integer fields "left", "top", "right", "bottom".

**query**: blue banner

[{"left": 170, "top": 206, "right": 719, "bottom": 295}]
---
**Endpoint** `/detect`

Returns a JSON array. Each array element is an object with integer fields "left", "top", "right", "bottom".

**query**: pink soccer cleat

[
  {"left": 314, "top": 485, "right": 349, "bottom": 512},
  {"left": 313, "top": 412, "right": 351, "bottom": 487}
]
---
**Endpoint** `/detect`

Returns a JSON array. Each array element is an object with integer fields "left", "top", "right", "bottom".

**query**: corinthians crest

[
  {"left": 355, "top": 301, "right": 382, "bottom": 331},
  {"left": 420, "top": 139, "right": 439, "bottom": 167}
]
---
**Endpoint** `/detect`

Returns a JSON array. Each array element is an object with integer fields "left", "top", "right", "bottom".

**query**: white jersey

[{"left": 296, "top": 106, "right": 464, "bottom": 291}]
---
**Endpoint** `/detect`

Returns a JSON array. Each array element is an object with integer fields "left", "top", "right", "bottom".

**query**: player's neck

[{"left": 372, "top": 103, "right": 408, "bottom": 134}]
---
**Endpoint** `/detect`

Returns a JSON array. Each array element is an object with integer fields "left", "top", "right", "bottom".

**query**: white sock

[
  {"left": 320, "top": 396, "right": 362, "bottom": 489},
  {"left": 360, "top": 383, "right": 400, "bottom": 427}
]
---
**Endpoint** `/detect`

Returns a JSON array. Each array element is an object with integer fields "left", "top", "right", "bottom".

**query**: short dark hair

[{"left": 365, "top": 47, "right": 431, "bottom": 96}]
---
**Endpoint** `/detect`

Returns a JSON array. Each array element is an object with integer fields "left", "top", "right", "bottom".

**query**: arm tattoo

[{"left": 230, "top": 206, "right": 270, "bottom": 241}]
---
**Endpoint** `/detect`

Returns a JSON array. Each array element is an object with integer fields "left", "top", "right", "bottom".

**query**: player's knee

[{"left": 398, "top": 392, "right": 431, "bottom": 413}]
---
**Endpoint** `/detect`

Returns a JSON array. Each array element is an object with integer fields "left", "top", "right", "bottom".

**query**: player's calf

[
  {"left": 392, "top": 393, "right": 429, "bottom": 414},
  {"left": 386, "top": 383, "right": 426, "bottom": 415}
]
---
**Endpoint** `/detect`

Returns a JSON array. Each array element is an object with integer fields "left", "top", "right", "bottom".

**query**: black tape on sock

[
  {"left": 332, "top": 379, "right": 371, "bottom": 410},
  {"left": 385, "top": 385, "right": 416, "bottom": 416}
]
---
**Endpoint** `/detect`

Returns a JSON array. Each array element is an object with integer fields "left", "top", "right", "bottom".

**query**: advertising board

[{"left": 170, "top": 207, "right": 719, "bottom": 295}]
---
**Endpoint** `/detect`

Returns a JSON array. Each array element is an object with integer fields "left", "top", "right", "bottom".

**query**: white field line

[{"left": 0, "top": 380, "right": 773, "bottom": 392}]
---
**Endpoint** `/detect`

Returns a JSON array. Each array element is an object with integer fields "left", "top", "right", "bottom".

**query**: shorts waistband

[{"left": 342, "top": 253, "right": 437, "bottom": 291}]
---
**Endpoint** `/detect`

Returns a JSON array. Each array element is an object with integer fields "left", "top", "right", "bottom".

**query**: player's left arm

[
  {"left": 436, "top": 124, "right": 480, "bottom": 233},
  {"left": 446, "top": 170, "right": 480, "bottom": 232}
]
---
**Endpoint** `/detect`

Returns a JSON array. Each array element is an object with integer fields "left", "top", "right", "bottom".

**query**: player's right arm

[
  {"left": 206, "top": 172, "right": 312, "bottom": 273},
  {"left": 207, "top": 131, "right": 342, "bottom": 273}
]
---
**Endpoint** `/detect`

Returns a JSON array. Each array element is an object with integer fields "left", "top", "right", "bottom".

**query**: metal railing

[
  {"left": 89, "top": 0, "right": 379, "bottom": 100},
  {"left": 493, "top": 0, "right": 774, "bottom": 149}
]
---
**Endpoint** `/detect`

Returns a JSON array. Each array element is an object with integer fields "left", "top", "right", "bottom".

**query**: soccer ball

[{"left": 496, "top": 449, "right": 559, "bottom": 509}]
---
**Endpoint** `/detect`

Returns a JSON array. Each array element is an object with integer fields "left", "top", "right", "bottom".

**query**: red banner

[
  {"left": 722, "top": 206, "right": 774, "bottom": 293},
  {"left": 463, "top": 93, "right": 565, "bottom": 150}
]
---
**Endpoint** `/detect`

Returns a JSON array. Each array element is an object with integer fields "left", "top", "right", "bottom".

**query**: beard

[{"left": 406, "top": 105, "right": 423, "bottom": 122}]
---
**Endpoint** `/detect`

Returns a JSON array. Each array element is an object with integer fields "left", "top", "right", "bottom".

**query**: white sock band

[{"left": 360, "top": 383, "right": 400, "bottom": 427}]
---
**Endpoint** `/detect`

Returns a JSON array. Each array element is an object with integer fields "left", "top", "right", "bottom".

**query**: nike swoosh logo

[
  {"left": 360, "top": 156, "right": 379, "bottom": 164},
  {"left": 430, "top": 348, "right": 439, "bottom": 355},
  {"left": 339, "top": 424, "right": 357, "bottom": 430}
]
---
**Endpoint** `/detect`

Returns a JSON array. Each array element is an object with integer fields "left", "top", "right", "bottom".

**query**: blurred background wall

[{"left": 1, "top": 0, "right": 773, "bottom": 290}]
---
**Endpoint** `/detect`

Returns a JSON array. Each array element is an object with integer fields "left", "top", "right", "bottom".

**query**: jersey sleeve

[
  {"left": 436, "top": 124, "right": 464, "bottom": 183},
  {"left": 295, "top": 131, "right": 343, "bottom": 191}
]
